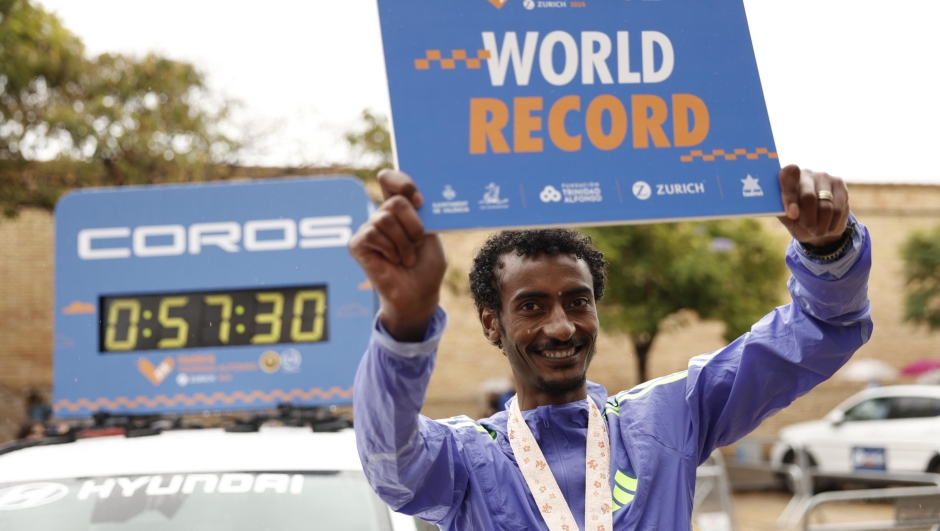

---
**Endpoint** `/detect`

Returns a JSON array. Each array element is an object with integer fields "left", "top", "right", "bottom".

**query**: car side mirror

[{"left": 829, "top": 410, "right": 845, "bottom": 426}]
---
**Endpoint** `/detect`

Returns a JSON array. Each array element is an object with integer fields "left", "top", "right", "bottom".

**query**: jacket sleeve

[
  {"left": 353, "top": 307, "right": 471, "bottom": 524},
  {"left": 685, "top": 215, "right": 873, "bottom": 464}
]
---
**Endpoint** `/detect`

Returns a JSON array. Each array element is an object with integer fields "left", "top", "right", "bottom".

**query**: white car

[
  {"left": 770, "top": 385, "right": 940, "bottom": 477},
  {"left": 0, "top": 423, "right": 425, "bottom": 531}
]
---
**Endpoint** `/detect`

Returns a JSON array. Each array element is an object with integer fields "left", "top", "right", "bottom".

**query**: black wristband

[{"left": 799, "top": 223, "right": 855, "bottom": 262}]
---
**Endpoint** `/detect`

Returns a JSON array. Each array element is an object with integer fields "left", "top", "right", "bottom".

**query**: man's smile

[
  {"left": 529, "top": 337, "right": 589, "bottom": 361},
  {"left": 537, "top": 347, "right": 578, "bottom": 359}
]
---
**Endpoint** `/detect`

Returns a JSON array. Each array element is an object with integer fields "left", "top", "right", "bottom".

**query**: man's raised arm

[
  {"left": 349, "top": 171, "right": 468, "bottom": 522},
  {"left": 685, "top": 165, "right": 872, "bottom": 462}
]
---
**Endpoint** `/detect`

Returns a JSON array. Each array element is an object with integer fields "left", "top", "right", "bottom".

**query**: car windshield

[
  {"left": 843, "top": 397, "right": 890, "bottom": 421},
  {"left": 0, "top": 471, "right": 391, "bottom": 531}
]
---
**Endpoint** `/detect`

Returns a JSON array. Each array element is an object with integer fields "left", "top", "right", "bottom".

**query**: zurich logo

[
  {"left": 523, "top": 0, "right": 535, "bottom": 9},
  {"left": 539, "top": 186, "right": 562, "bottom": 203},
  {"left": 632, "top": 181, "right": 652, "bottom": 200},
  {"left": 0, "top": 483, "right": 69, "bottom": 511}
]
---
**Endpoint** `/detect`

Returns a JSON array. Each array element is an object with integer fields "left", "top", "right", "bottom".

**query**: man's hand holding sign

[
  {"left": 353, "top": 1, "right": 870, "bottom": 529},
  {"left": 349, "top": 174, "right": 445, "bottom": 342},
  {"left": 778, "top": 166, "right": 851, "bottom": 247}
]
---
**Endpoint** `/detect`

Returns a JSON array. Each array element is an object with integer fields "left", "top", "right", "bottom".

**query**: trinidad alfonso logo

[{"left": 539, "top": 186, "right": 562, "bottom": 203}]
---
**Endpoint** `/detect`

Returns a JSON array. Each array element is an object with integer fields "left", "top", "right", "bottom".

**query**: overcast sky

[{"left": 38, "top": 0, "right": 940, "bottom": 184}]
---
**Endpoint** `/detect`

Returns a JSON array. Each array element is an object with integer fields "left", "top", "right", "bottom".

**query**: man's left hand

[{"left": 777, "top": 164, "right": 849, "bottom": 246}]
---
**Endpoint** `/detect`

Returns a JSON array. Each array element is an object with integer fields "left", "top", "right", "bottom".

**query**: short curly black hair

[{"left": 469, "top": 228, "right": 607, "bottom": 314}]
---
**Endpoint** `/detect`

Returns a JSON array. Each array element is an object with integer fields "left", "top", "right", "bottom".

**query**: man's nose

[{"left": 542, "top": 304, "right": 575, "bottom": 340}]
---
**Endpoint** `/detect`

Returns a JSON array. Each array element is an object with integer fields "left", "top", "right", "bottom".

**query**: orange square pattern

[
  {"left": 414, "top": 49, "right": 494, "bottom": 70},
  {"left": 680, "top": 148, "right": 778, "bottom": 163}
]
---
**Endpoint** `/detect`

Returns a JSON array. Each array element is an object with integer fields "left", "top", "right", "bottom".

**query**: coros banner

[
  {"left": 53, "top": 178, "right": 374, "bottom": 417},
  {"left": 377, "top": 0, "right": 782, "bottom": 230}
]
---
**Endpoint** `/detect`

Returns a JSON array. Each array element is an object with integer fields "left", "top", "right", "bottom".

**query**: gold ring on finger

[{"left": 816, "top": 190, "right": 834, "bottom": 202}]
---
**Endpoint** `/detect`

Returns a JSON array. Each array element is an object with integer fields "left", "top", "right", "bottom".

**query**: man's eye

[
  {"left": 521, "top": 302, "right": 539, "bottom": 311},
  {"left": 571, "top": 298, "right": 589, "bottom": 307}
]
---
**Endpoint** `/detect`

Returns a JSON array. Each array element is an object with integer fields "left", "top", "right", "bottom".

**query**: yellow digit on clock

[
  {"left": 157, "top": 297, "right": 189, "bottom": 349},
  {"left": 104, "top": 299, "right": 141, "bottom": 351},
  {"left": 252, "top": 292, "right": 284, "bottom": 344},
  {"left": 204, "top": 295, "right": 233, "bottom": 344},
  {"left": 291, "top": 289, "right": 326, "bottom": 342}
]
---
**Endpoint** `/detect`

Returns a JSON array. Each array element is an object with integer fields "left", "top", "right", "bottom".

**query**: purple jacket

[{"left": 354, "top": 219, "right": 872, "bottom": 530}]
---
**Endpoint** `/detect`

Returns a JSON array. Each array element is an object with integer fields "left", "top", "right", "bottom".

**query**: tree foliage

[
  {"left": 0, "top": 0, "right": 239, "bottom": 218},
  {"left": 345, "top": 109, "right": 392, "bottom": 181},
  {"left": 582, "top": 219, "right": 788, "bottom": 382},
  {"left": 901, "top": 225, "right": 940, "bottom": 330},
  {"left": 0, "top": 0, "right": 84, "bottom": 161}
]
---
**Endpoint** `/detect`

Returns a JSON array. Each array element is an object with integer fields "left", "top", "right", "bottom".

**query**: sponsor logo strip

[{"left": 53, "top": 386, "right": 354, "bottom": 412}]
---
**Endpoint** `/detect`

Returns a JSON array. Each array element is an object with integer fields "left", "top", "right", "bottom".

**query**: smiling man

[{"left": 349, "top": 166, "right": 872, "bottom": 531}]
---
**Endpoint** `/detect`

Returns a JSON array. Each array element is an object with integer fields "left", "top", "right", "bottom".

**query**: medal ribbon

[{"left": 508, "top": 397, "right": 613, "bottom": 531}]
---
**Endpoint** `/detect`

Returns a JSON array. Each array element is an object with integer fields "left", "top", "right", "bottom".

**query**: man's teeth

[{"left": 541, "top": 348, "right": 576, "bottom": 359}]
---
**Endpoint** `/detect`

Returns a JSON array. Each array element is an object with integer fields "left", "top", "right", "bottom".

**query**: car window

[
  {"left": 0, "top": 471, "right": 392, "bottom": 531},
  {"left": 843, "top": 398, "right": 890, "bottom": 421},
  {"left": 889, "top": 396, "right": 940, "bottom": 419}
]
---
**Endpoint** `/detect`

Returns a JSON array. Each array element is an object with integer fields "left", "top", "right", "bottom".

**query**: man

[{"left": 349, "top": 166, "right": 871, "bottom": 530}]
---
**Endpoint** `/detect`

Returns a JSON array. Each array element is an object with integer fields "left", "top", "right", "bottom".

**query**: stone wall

[
  {"left": 1, "top": 182, "right": 938, "bottom": 442},
  {"left": 0, "top": 209, "right": 54, "bottom": 440}
]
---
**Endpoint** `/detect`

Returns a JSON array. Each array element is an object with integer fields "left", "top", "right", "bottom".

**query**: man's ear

[{"left": 478, "top": 306, "right": 502, "bottom": 345}]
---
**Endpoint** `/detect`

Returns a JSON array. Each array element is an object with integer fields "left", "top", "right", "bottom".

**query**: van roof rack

[
  {"left": 0, "top": 404, "right": 351, "bottom": 456},
  {"left": 224, "top": 404, "right": 352, "bottom": 433}
]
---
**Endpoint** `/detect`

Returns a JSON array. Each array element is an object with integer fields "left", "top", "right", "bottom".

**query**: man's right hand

[{"left": 349, "top": 170, "right": 446, "bottom": 342}]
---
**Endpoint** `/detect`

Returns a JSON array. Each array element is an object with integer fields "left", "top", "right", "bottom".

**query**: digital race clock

[
  {"left": 99, "top": 285, "right": 330, "bottom": 352},
  {"left": 53, "top": 178, "right": 374, "bottom": 417}
]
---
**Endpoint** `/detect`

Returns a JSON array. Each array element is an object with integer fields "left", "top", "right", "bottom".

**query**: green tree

[
  {"left": 345, "top": 109, "right": 392, "bottom": 181},
  {"left": 0, "top": 0, "right": 86, "bottom": 215},
  {"left": 582, "top": 219, "right": 788, "bottom": 382},
  {"left": 74, "top": 52, "right": 238, "bottom": 186},
  {"left": 901, "top": 225, "right": 940, "bottom": 330},
  {"left": 0, "top": 0, "right": 239, "bottom": 218},
  {"left": 0, "top": 0, "right": 85, "bottom": 160}
]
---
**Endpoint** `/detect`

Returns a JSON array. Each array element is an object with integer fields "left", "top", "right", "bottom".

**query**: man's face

[{"left": 483, "top": 252, "right": 599, "bottom": 399}]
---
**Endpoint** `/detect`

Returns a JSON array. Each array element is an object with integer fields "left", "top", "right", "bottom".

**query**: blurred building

[{"left": 1, "top": 182, "right": 938, "bottom": 442}]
